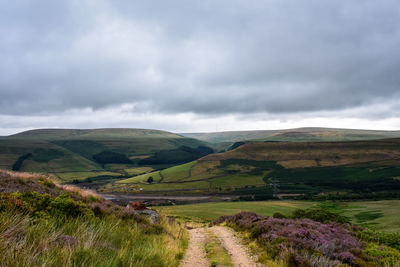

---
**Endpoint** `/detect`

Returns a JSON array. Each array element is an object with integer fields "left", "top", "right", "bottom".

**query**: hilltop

[
  {"left": 181, "top": 127, "right": 400, "bottom": 143},
  {"left": 7, "top": 128, "right": 182, "bottom": 140}
]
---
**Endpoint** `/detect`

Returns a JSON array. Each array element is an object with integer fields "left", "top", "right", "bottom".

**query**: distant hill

[
  {"left": 112, "top": 138, "right": 400, "bottom": 199},
  {"left": 0, "top": 128, "right": 208, "bottom": 182},
  {"left": 7, "top": 128, "right": 182, "bottom": 140},
  {"left": 181, "top": 127, "right": 400, "bottom": 143}
]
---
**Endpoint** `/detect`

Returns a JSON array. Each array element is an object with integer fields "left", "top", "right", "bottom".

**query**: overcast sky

[{"left": 1, "top": 0, "right": 400, "bottom": 135}]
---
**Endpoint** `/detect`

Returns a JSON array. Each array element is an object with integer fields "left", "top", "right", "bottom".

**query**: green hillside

[
  {"left": 0, "top": 128, "right": 209, "bottom": 183},
  {"left": 109, "top": 138, "right": 400, "bottom": 199},
  {"left": 182, "top": 127, "right": 400, "bottom": 143}
]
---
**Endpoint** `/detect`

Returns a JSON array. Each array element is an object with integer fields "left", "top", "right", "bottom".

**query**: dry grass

[{"left": 57, "top": 184, "right": 105, "bottom": 200}]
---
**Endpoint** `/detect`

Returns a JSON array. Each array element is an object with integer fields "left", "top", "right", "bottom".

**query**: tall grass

[
  {"left": 0, "top": 169, "right": 187, "bottom": 267},
  {"left": 0, "top": 211, "right": 186, "bottom": 266}
]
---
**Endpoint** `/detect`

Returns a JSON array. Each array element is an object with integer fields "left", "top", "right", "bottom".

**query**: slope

[{"left": 111, "top": 139, "right": 400, "bottom": 199}]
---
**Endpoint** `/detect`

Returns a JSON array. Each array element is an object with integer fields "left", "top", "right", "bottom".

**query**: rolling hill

[
  {"left": 181, "top": 127, "right": 400, "bottom": 143},
  {"left": 0, "top": 128, "right": 210, "bottom": 182},
  {"left": 111, "top": 138, "right": 400, "bottom": 199}
]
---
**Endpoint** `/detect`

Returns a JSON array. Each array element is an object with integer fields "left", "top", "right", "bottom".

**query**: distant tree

[
  {"left": 147, "top": 176, "right": 154, "bottom": 184},
  {"left": 12, "top": 153, "right": 33, "bottom": 171}
]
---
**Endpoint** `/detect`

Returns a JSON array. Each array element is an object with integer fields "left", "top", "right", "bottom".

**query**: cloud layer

[{"left": 1, "top": 0, "right": 400, "bottom": 134}]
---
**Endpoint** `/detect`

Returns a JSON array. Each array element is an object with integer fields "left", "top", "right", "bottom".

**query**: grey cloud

[{"left": 1, "top": 0, "right": 400, "bottom": 117}]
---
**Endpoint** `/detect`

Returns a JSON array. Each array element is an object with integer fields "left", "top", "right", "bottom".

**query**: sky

[{"left": 1, "top": 0, "right": 400, "bottom": 135}]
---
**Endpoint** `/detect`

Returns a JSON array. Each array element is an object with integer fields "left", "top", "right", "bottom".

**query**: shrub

[
  {"left": 213, "top": 211, "right": 362, "bottom": 265},
  {"left": 272, "top": 212, "right": 287, "bottom": 219},
  {"left": 0, "top": 193, "right": 28, "bottom": 212},
  {"left": 290, "top": 208, "right": 350, "bottom": 224},
  {"left": 363, "top": 243, "right": 400, "bottom": 265},
  {"left": 5, "top": 192, "right": 93, "bottom": 219}
]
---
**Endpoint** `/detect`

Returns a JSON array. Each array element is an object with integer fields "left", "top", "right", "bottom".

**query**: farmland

[{"left": 107, "top": 138, "right": 400, "bottom": 198}]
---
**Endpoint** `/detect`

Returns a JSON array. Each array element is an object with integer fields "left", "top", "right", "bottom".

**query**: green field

[
  {"left": 117, "top": 171, "right": 162, "bottom": 184},
  {"left": 156, "top": 201, "right": 314, "bottom": 222},
  {"left": 156, "top": 200, "right": 400, "bottom": 232},
  {"left": 160, "top": 161, "right": 197, "bottom": 182}
]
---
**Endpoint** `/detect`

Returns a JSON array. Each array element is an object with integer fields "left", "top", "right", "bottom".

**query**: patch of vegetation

[
  {"left": 92, "top": 150, "right": 132, "bottom": 164},
  {"left": 0, "top": 191, "right": 94, "bottom": 219},
  {"left": 205, "top": 231, "right": 233, "bottom": 267},
  {"left": 53, "top": 140, "right": 106, "bottom": 159},
  {"left": 139, "top": 146, "right": 213, "bottom": 165},
  {"left": 219, "top": 159, "right": 282, "bottom": 171},
  {"left": 117, "top": 171, "right": 162, "bottom": 184},
  {"left": 156, "top": 201, "right": 314, "bottom": 223},
  {"left": 354, "top": 210, "right": 384, "bottom": 223},
  {"left": 269, "top": 166, "right": 400, "bottom": 194},
  {"left": 212, "top": 211, "right": 400, "bottom": 266},
  {"left": 31, "top": 148, "right": 65, "bottom": 162},
  {"left": 228, "top": 141, "right": 246, "bottom": 151},
  {"left": 0, "top": 170, "right": 188, "bottom": 267},
  {"left": 12, "top": 153, "right": 33, "bottom": 171},
  {"left": 162, "top": 161, "right": 197, "bottom": 181},
  {"left": 290, "top": 208, "right": 350, "bottom": 224}
]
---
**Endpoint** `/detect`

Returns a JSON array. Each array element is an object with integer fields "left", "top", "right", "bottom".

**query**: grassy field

[
  {"left": 157, "top": 200, "right": 400, "bottom": 232},
  {"left": 341, "top": 200, "right": 400, "bottom": 232},
  {"left": 117, "top": 171, "right": 162, "bottom": 184},
  {"left": 160, "top": 161, "right": 197, "bottom": 182},
  {"left": 156, "top": 201, "right": 314, "bottom": 222}
]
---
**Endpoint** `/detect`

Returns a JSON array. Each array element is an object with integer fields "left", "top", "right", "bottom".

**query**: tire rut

[
  {"left": 210, "top": 226, "right": 261, "bottom": 267},
  {"left": 179, "top": 228, "right": 209, "bottom": 267}
]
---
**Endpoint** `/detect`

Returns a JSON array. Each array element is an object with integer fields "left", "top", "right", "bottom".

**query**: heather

[
  {"left": 0, "top": 170, "right": 187, "bottom": 266},
  {"left": 213, "top": 211, "right": 400, "bottom": 266}
]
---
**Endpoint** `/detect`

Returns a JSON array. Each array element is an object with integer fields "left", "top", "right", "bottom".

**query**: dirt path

[
  {"left": 180, "top": 226, "right": 261, "bottom": 267},
  {"left": 179, "top": 228, "right": 209, "bottom": 267},
  {"left": 210, "top": 226, "right": 260, "bottom": 267}
]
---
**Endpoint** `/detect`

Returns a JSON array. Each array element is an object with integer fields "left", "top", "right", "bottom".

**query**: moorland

[{"left": 2, "top": 127, "right": 400, "bottom": 266}]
